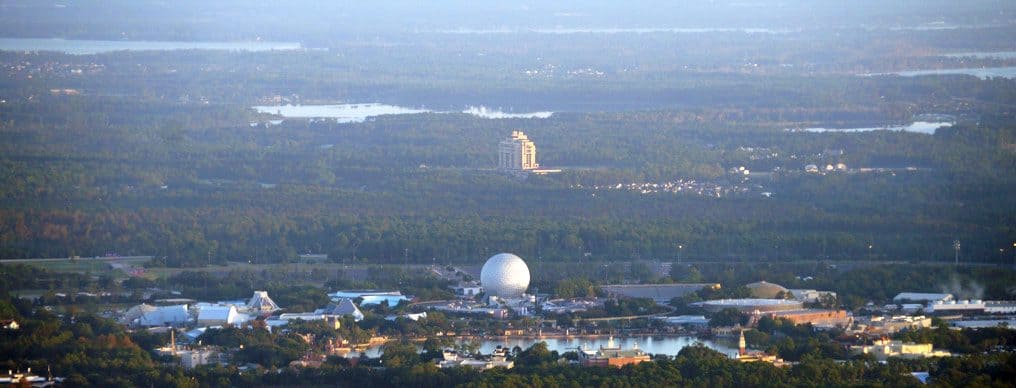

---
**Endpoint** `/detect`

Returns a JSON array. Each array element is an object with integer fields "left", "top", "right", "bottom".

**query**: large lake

[
  {"left": 253, "top": 104, "right": 554, "bottom": 123},
  {"left": 0, "top": 38, "right": 301, "bottom": 55},
  {"left": 864, "top": 67, "right": 1016, "bottom": 79},
  {"left": 351, "top": 335, "right": 739, "bottom": 358},
  {"left": 944, "top": 51, "right": 1016, "bottom": 59},
  {"left": 787, "top": 121, "right": 952, "bottom": 135}
]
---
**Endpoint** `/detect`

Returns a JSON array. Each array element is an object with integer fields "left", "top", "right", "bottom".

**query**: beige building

[{"left": 498, "top": 131, "right": 539, "bottom": 172}]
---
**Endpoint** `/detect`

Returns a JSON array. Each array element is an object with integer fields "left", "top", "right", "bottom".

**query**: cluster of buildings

[
  {"left": 0, "top": 367, "right": 63, "bottom": 386},
  {"left": 437, "top": 347, "right": 514, "bottom": 370},
  {"left": 576, "top": 179, "right": 758, "bottom": 198},
  {"left": 804, "top": 163, "right": 848, "bottom": 174},
  {"left": 118, "top": 289, "right": 402, "bottom": 369},
  {"left": 891, "top": 292, "right": 1016, "bottom": 315},
  {"left": 577, "top": 337, "right": 652, "bottom": 367},
  {"left": 849, "top": 339, "right": 951, "bottom": 361},
  {"left": 887, "top": 292, "right": 1016, "bottom": 329}
]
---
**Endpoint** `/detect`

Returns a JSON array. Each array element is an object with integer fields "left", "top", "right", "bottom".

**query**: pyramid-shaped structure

[{"left": 247, "top": 291, "right": 281, "bottom": 314}]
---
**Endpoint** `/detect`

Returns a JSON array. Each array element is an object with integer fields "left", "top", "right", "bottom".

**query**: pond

[
  {"left": 349, "top": 335, "right": 739, "bottom": 358},
  {"left": 863, "top": 67, "right": 1016, "bottom": 79},
  {"left": 786, "top": 121, "right": 952, "bottom": 135},
  {"left": 252, "top": 104, "right": 554, "bottom": 122}
]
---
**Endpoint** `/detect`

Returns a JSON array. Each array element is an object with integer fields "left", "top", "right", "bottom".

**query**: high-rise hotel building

[{"left": 498, "top": 130, "right": 539, "bottom": 172}]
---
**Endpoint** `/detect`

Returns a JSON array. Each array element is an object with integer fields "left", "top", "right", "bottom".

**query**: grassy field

[{"left": 0, "top": 256, "right": 151, "bottom": 273}]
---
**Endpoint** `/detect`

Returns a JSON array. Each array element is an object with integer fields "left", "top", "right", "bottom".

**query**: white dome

[{"left": 481, "top": 253, "right": 530, "bottom": 298}]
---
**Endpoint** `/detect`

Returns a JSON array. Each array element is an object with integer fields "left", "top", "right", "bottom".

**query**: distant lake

[
  {"left": 787, "top": 121, "right": 952, "bottom": 135},
  {"left": 0, "top": 38, "right": 301, "bottom": 55},
  {"left": 864, "top": 67, "right": 1016, "bottom": 79},
  {"left": 463, "top": 106, "right": 553, "bottom": 119},
  {"left": 253, "top": 104, "right": 554, "bottom": 122},
  {"left": 433, "top": 27, "right": 791, "bottom": 35},
  {"left": 253, "top": 104, "right": 430, "bottom": 123},
  {"left": 944, "top": 51, "right": 1016, "bottom": 59},
  {"left": 351, "top": 335, "right": 739, "bottom": 358}
]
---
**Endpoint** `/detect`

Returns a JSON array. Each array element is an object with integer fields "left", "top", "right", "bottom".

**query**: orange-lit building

[
  {"left": 579, "top": 337, "right": 652, "bottom": 367},
  {"left": 765, "top": 309, "right": 851, "bottom": 328}
]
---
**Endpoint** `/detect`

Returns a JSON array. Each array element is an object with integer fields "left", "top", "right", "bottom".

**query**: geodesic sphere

[{"left": 480, "top": 253, "right": 530, "bottom": 298}]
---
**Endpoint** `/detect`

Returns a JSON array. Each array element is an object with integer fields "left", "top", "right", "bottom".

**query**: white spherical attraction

[{"left": 481, "top": 253, "right": 531, "bottom": 298}]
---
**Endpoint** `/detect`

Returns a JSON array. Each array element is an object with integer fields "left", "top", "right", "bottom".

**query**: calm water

[
  {"left": 431, "top": 27, "right": 795, "bottom": 35},
  {"left": 788, "top": 121, "right": 952, "bottom": 135},
  {"left": 352, "top": 335, "right": 738, "bottom": 358},
  {"left": 253, "top": 104, "right": 430, "bottom": 123},
  {"left": 0, "top": 38, "right": 301, "bottom": 55},
  {"left": 463, "top": 106, "right": 553, "bottom": 119},
  {"left": 869, "top": 67, "right": 1016, "bottom": 79},
  {"left": 944, "top": 51, "right": 1016, "bottom": 59},
  {"left": 253, "top": 104, "right": 554, "bottom": 122}
]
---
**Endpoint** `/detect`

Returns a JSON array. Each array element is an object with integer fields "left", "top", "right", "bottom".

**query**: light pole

[
  {"left": 677, "top": 244, "right": 684, "bottom": 265},
  {"left": 953, "top": 240, "right": 961, "bottom": 265}
]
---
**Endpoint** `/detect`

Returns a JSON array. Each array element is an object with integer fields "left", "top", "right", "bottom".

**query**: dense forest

[
  {"left": 0, "top": 90, "right": 1012, "bottom": 265},
  {"left": 0, "top": 1, "right": 1014, "bottom": 266}
]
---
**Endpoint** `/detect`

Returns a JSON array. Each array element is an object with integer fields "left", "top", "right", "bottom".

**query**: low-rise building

[
  {"left": 788, "top": 289, "right": 837, "bottom": 303},
  {"left": 542, "top": 298, "right": 603, "bottom": 314},
  {"left": 893, "top": 293, "right": 953, "bottom": 304},
  {"left": 766, "top": 309, "right": 851, "bottom": 328},
  {"left": 178, "top": 349, "right": 221, "bottom": 369},
  {"left": 850, "top": 339, "right": 951, "bottom": 361},
  {"left": 602, "top": 283, "right": 721, "bottom": 304},
  {"left": 437, "top": 347, "right": 514, "bottom": 370},
  {"left": 196, "top": 305, "right": 245, "bottom": 326},
  {"left": 329, "top": 290, "right": 408, "bottom": 306},
  {"left": 857, "top": 315, "right": 933, "bottom": 335},
  {"left": 0, "top": 319, "right": 19, "bottom": 330},
  {"left": 579, "top": 337, "right": 652, "bottom": 367},
  {"left": 925, "top": 299, "right": 986, "bottom": 314},
  {"left": 655, "top": 315, "right": 710, "bottom": 328},
  {"left": 692, "top": 298, "right": 803, "bottom": 313},
  {"left": 984, "top": 301, "right": 1016, "bottom": 314},
  {"left": 451, "top": 283, "right": 483, "bottom": 298},
  {"left": 0, "top": 367, "right": 63, "bottom": 385},
  {"left": 318, "top": 298, "right": 364, "bottom": 322}
]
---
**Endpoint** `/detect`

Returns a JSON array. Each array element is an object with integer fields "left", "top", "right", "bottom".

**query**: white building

[
  {"left": 453, "top": 285, "right": 483, "bottom": 297},
  {"left": 925, "top": 299, "right": 986, "bottom": 314},
  {"left": 437, "top": 346, "right": 513, "bottom": 370},
  {"left": 138, "top": 305, "right": 190, "bottom": 327},
  {"left": 984, "top": 301, "right": 1016, "bottom": 314},
  {"left": 893, "top": 293, "right": 953, "bottom": 304},
  {"left": 329, "top": 290, "right": 408, "bottom": 306},
  {"left": 789, "top": 289, "right": 837, "bottom": 303},
  {"left": 196, "top": 305, "right": 246, "bottom": 326},
  {"left": 178, "top": 349, "right": 220, "bottom": 369},
  {"left": 858, "top": 315, "right": 933, "bottom": 335},
  {"left": 319, "top": 298, "right": 364, "bottom": 321},
  {"left": 121, "top": 304, "right": 191, "bottom": 327},
  {"left": 385, "top": 312, "right": 428, "bottom": 322},
  {"left": 498, "top": 131, "right": 539, "bottom": 173}
]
